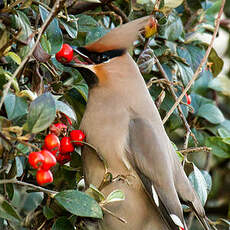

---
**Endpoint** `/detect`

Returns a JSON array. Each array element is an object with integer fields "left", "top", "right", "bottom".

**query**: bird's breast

[{"left": 80, "top": 100, "right": 134, "bottom": 178}]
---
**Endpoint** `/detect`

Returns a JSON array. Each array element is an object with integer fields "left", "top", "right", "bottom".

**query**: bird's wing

[{"left": 127, "top": 118, "right": 208, "bottom": 230}]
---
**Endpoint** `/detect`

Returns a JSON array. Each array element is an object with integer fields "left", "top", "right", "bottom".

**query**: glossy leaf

[
  {"left": 77, "top": 14, "right": 98, "bottom": 33},
  {"left": 55, "top": 190, "right": 103, "bottom": 218},
  {"left": 218, "top": 128, "right": 230, "bottom": 138},
  {"left": 165, "top": 12, "right": 183, "bottom": 41},
  {"left": 175, "top": 61, "right": 193, "bottom": 87},
  {"left": 197, "top": 104, "right": 225, "bottom": 124},
  {"left": 0, "top": 195, "right": 21, "bottom": 222},
  {"left": 25, "top": 93, "right": 56, "bottom": 133},
  {"left": 43, "top": 206, "right": 56, "bottom": 220},
  {"left": 4, "top": 93, "right": 28, "bottom": 120},
  {"left": 60, "top": 15, "right": 78, "bottom": 39},
  {"left": 205, "top": 137, "right": 230, "bottom": 158},
  {"left": 189, "top": 164, "right": 208, "bottom": 206},
  {"left": 52, "top": 217, "right": 75, "bottom": 230},
  {"left": 39, "top": 5, "right": 63, "bottom": 54},
  {"left": 85, "top": 184, "right": 105, "bottom": 203},
  {"left": 55, "top": 100, "right": 77, "bottom": 121},
  {"left": 86, "top": 26, "right": 108, "bottom": 44},
  {"left": 14, "top": 10, "right": 34, "bottom": 58},
  {"left": 207, "top": 47, "right": 224, "bottom": 77},
  {"left": 105, "top": 190, "right": 125, "bottom": 203}
]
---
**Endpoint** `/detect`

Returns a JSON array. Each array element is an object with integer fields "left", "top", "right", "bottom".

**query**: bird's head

[{"left": 65, "top": 16, "right": 157, "bottom": 87}]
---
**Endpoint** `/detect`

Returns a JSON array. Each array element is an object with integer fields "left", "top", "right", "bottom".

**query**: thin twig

[
  {"left": 107, "top": 2, "right": 129, "bottom": 23},
  {"left": 179, "top": 147, "right": 211, "bottom": 155},
  {"left": 87, "top": 11, "right": 122, "bottom": 25},
  {"left": 163, "top": 0, "right": 226, "bottom": 124},
  {"left": 101, "top": 206, "right": 127, "bottom": 224},
  {"left": 0, "top": 179, "right": 57, "bottom": 197},
  {"left": 152, "top": 53, "right": 197, "bottom": 145},
  {"left": 0, "top": 0, "right": 66, "bottom": 111},
  {"left": 0, "top": 131, "right": 21, "bottom": 152}
]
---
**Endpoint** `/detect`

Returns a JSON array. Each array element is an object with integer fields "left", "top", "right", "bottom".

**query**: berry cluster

[{"left": 28, "top": 123, "right": 85, "bottom": 186}]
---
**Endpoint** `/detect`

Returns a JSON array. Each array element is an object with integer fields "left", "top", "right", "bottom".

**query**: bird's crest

[{"left": 85, "top": 16, "right": 153, "bottom": 53}]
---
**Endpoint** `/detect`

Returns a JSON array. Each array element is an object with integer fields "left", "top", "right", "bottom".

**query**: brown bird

[{"left": 69, "top": 16, "right": 210, "bottom": 230}]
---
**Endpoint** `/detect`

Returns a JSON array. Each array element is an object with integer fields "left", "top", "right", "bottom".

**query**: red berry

[
  {"left": 185, "top": 93, "right": 191, "bottom": 105},
  {"left": 49, "top": 123, "right": 67, "bottom": 136},
  {"left": 55, "top": 44, "right": 73, "bottom": 64},
  {"left": 60, "top": 136, "right": 75, "bottom": 154},
  {"left": 28, "top": 152, "right": 44, "bottom": 169},
  {"left": 56, "top": 153, "right": 71, "bottom": 165},
  {"left": 40, "top": 150, "right": 57, "bottom": 170},
  {"left": 44, "top": 134, "right": 60, "bottom": 154},
  {"left": 70, "top": 130, "right": 85, "bottom": 146},
  {"left": 36, "top": 169, "right": 53, "bottom": 185}
]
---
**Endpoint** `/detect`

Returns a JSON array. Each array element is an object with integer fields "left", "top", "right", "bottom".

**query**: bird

[{"left": 67, "top": 16, "right": 210, "bottom": 230}]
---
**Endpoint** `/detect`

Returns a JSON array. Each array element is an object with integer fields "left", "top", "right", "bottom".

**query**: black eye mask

[{"left": 76, "top": 47, "right": 126, "bottom": 64}]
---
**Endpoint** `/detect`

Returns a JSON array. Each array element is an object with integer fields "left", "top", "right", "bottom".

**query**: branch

[
  {"left": 162, "top": 0, "right": 226, "bottom": 124},
  {"left": 0, "top": 179, "right": 57, "bottom": 197},
  {"left": 179, "top": 146, "right": 211, "bottom": 154},
  {"left": 152, "top": 53, "right": 197, "bottom": 146},
  {"left": 107, "top": 2, "right": 129, "bottom": 23},
  {"left": 67, "top": 1, "right": 101, "bottom": 14},
  {"left": 0, "top": 0, "right": 66, "bottom": 111},
  {"left": 101, "top": 206, "right": 127, "bottom": 224}
]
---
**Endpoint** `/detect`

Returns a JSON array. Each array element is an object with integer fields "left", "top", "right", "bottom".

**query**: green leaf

[
  {"left": 55, "top": 190, "right": 103, "bottom": 218},
  {"left": 207, "top": 47, "right": 224, "bottom": 77},
  {"left": 200, "top": 170, "right": 212, "bottom": 194},
  {"left": 55, "top": 100, "right": 77, "bottom": 122},
  {"left": 189, "top": 164, "right": 208, "bottom": 206},
  {"left": 39, "top": 5, "right": 63, "bottom": 55},
  {"left": 193, "top": 70, "right": 212, "bottom": 96},
  {"left": 4, "top": 93, "right": 28, "bottom": 120},
  {"left": 7, "top": 157, "right": 23, "bottom": 179},
  {"left": 60, "top": 15, "right": 78, "bottom": 39},
  {"left": 105, "top": 190, "right": 125, "bottom": 203},
  {"left": 205, "top": 0, "right": 221, "bottom": 15},
  {"left": 25, "top": 93, "right": 56, "bottom": 133},
  {"left": 64, "top": 88, "right": 86, "bottom": 123},
  {"left": 165, "top": 12, "right": 183, "bottom": 41},
  {"left": 197, "top": 104, "right": 225, "bottom": 124},
  {"left": 205, "top": 137, "right": 230, "bottom": 158},
  {"left": 223, "top": 137, "right": 230, "bottom": 145},
  {"left": 174, "top": 61, "right": 193, "bottom": 87},
  {"left": 5, "top": 52, "right": 21, "bottom": 65},
  {"left": 218, "top": 128, "right": 230, "bottom": 138},
  {"left": 52, "top": 217, "right": 75, "bottom": 230},
  {"left": 23, "top": 192, "right": 44, "bottom": 214},
  {"left": 14, "top": 10, "right": 34, "bottom": 58},
  {"left": 177, "top": 43, "right": 205, "bottom": 71},
  {"left": 164, "top": 0, "right": 183, "bottom": 9},
  {"left": 85, "top": 184, "right": 105, "bottom": 203},
  {"left": 85, "top": 26, "right": 108, "bottom": 44},
  {"left": 77, "top": 15, "right": 98, "bottom": 33},
  {"left": 0, "top": 195, "right": 21, "bottom": 223},
  {"left": 43, "top": 206, "right": 56, "bottom": 220},
  {"left": 190, "top": 93, "right": 213, "bottom": 114},
  {"left": 73, "top": 83, "right": 88, "bottom": 101}
]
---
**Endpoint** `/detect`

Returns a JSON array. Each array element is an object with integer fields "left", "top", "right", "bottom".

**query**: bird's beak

[{"left": 66, "top": 47, "right": 94, "bottom": 69}]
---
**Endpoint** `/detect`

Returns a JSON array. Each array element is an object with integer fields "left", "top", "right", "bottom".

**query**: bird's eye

[{"left": 100, "top": 54, "right": 109, "bottom": 62}]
